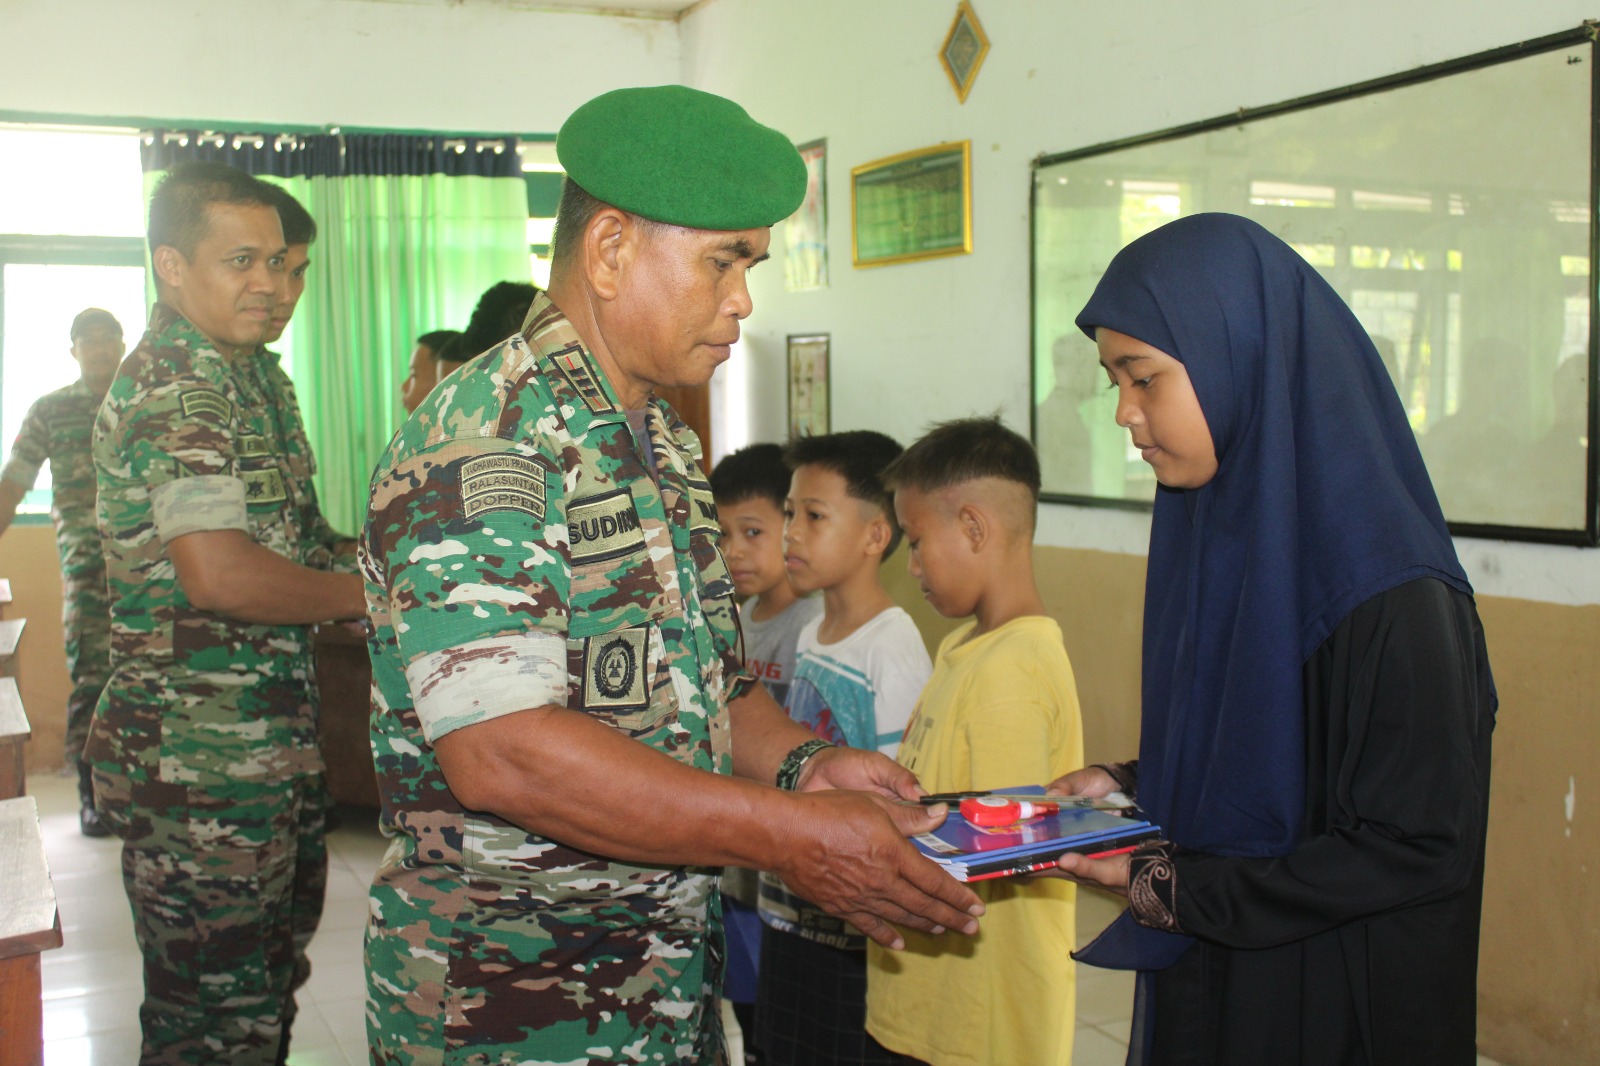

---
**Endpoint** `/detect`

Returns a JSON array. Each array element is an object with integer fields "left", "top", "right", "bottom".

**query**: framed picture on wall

[
  {"left": 784, "top": 139, "right": 829, "bottom": 292},
  {"left": 940, "top": 0, "right": 991, "bottom": 103},
  {"left": 851, "top": 141, "right": 972, "bottom": 268},
  {"left": 787, "top": 333, "right": 831, "bottom": 438}
]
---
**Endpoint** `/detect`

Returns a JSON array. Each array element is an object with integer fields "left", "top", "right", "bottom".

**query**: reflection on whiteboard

[{"left": 1032, "top": 35, "right": 1593, "bottom": 539}]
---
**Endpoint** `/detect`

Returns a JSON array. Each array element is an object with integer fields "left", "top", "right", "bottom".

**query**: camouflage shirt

[
  {"left": 2, "top": 378, "right": 105, "bottom": 582},
  {"left": 361, "top": 293, "right": 752, "bottom": 1058},
  {"left": 90, "top": 303, "right": 337, "bottom": 788}
]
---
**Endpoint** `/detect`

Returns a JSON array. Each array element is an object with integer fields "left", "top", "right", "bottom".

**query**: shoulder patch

[
  {"left": 180, "top": 389, "right": 231, "bottom": 422},
  {"left": 461, "top": 454, "right": 547, "bottom": 522},
  {"left": 685, "top": 476, "right": 720, "bottom": 536},
  {"left": 584, "top": 627, "right": 649, "bottom": 710},
  {"left": 569, "top": 488, "right": 646, "bottom": 565},
  {"left": 549, "top": 344, "right": 617, "bottom": 414},
  {"left": 243, "top": 468, "right": 288, "bottom": 505}
]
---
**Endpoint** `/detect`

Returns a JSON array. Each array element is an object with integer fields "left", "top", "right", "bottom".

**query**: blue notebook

[{"left": 911, "top": 786, "right": 1161, "bottom": 882}]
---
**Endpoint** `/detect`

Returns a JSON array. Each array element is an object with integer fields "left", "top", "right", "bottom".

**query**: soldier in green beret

[
  {"left": 0, "top": 307, "right": 125, "bottom": 837},
  {"left": 361, "top": 85, "right": 983, "bottom": 1065},
  {"left": 91, "top": 161, "right": 367, "bottom": 1064}
]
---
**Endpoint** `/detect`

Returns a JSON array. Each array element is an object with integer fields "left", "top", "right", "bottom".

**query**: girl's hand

[{"left": 1046, "top": 765, "right": 1119, "bottom": 798}]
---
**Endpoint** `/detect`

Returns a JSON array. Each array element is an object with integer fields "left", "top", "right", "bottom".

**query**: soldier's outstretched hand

[
  {"left": 794, "top": 744, "right": 924, "bottom": 802},
  {"left": 772, "top": 789, "right": 983, "bottom": 950}
]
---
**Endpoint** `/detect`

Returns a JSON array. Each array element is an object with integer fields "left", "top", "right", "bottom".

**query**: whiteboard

[{"left": 1031, "top": 28, "right": 1596, "bottom": 543}]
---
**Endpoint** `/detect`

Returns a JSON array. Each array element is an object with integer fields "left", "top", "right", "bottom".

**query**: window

[{"left": 0, "top": 126, "right": 146, "bottom": 521}]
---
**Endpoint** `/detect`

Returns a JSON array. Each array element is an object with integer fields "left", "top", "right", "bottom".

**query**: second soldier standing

[{"left": 89, "top": 162, "right": 365, "bottom": 1065}]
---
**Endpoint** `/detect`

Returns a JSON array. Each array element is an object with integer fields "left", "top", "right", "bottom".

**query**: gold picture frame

[
  {"left": 850, "top": 141, "right": 973, "bottom": 269},
  {"left": 940, "top": 1, "right": 990, "bottom": 104}
]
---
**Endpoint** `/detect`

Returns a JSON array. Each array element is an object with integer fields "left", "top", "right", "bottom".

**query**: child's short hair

[
  {"left": 883, "top": 417, "right": 1042, "bottom": 504},
  {"left": 784, "top": 430, "right": 904, "bottom": 558},
  {"left": 710, "top": 443, "right": 790, "bottom": 510}
]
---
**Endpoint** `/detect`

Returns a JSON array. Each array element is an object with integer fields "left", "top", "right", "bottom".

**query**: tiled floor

[{"left": 28, "top": 769, "right": 1504, "bottom": 1065}]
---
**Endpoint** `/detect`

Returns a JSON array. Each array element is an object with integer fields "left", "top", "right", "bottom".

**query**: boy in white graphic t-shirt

[
  {"left": 711, "top": 442, "right": 821, "bottom": 1061},
  {"left": 756, "top": 430, "right": 932, "bottom": 1066}
]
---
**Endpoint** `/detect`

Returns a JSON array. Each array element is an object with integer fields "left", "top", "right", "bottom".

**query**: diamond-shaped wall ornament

[{"left": 940, "top": 1, "right": 990, "bottom": 104}]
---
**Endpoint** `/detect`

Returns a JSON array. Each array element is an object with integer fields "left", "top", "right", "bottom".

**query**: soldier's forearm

[
  {"left": 727, "top": 683, "right": 821, "bottom": 785},
  {"left": 434, "top": 703, "right": 813, "bottom": 872},
  {"left": 168, "top": 528, "right": 366, "bottom": 624}
]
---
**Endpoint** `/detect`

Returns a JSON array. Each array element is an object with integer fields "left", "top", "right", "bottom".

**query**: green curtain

[
  {"left": 281, "top": 172, "right": 528, "bottom": 532},
  {"left": 141, "top": 132, "right": 530, "bottom": 533}
]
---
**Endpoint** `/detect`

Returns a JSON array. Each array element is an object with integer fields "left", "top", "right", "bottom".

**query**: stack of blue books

[{"left": 911, "top": 786, "right": 1161, "bottom": 882}]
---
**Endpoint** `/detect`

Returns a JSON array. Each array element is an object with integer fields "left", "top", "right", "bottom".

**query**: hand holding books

[{"left": 908, "top": 786, "right": 1161, "bottom": 882}]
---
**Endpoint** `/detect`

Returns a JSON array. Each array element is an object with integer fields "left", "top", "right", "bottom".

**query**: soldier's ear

[
  {"left": 583, "top": 209, "right": 629, "bottom": 302},
  {"left": 152, "top": 245, "right": 187, "bottom": 290}
]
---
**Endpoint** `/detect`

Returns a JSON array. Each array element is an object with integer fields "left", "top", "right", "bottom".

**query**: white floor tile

[
  {"left": 1073, "top": 1021, "right": 1134, "bottom": 1066},
  {"left": 44, "top": 1025, "right": 144, "bottom": 1066}
]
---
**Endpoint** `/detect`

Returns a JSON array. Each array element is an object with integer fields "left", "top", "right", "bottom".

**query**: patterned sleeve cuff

[
  {"left": 1126, "top": 842, "right": 1183, "bottom": 934},
  {"left": 150, "top": 475, "right": 249, "bottom": 542},
  {"left": 1091, "top": 760, "right": 1139, "bottom": 798},
  {"left": 406, "top": 630, "right": 569, "bottom": 743}
]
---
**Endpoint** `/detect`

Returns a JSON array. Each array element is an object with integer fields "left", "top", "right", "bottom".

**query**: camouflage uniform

[
  {"left": 1, "top": 378, "right": 111, "bottom": 768},
  {"left": 361, "top": 293, "right": 752, "bottom": 1065},
  {"left": 90, "top": 303, "right": 351, "bottom": 1065}
]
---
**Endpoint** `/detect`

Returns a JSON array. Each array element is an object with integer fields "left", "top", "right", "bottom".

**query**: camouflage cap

[
  {"left": 556, "top": 85, "right": 807, "bottom": 231},
  {"left": 70, "top": 307, "right": 122, "bottom": 340}
]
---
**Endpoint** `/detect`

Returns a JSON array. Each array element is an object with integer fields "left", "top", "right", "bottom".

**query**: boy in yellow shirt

[{"left": 866, "top": 417, "right": 1083, "bottom": 1066}]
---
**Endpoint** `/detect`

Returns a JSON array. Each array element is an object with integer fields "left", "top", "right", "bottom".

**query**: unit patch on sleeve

[
  {"left": 179, "top": 389, "right": 232, "bottom": 422},
  {"left": 583, "top": 626, "right": 649, "bottom": 710},
  {"left": 461, "top": 454, "right": 547, "bottom": 522},
  {"left": 242, "top": 467, "right": 288, "bottom": 505},
  {"left": 568, "top": 488, "right": 646, "bottom": 565}
]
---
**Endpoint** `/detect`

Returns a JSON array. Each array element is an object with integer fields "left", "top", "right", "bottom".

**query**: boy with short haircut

[
  {"left": 756, "top": 430, "right": 933, "bottom": 1066},
  {"left": 712, "top": 442, "right": 822, "bottom": 709},
  {"left": 710, "top": 442, "right": 821, "bottom": 1062},
  {"left": 866, "top": 417, "right": 1083, "bottom": 1066}
]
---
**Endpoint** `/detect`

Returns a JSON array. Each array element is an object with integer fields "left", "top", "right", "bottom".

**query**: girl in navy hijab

[{"left": 1052, "top": 213, "right": 1496, "bottom": 1065}]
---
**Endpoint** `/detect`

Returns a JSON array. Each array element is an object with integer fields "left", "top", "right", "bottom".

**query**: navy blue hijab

[{"left": 1073, "top": 213, "right": 1471, "bottom": 970}]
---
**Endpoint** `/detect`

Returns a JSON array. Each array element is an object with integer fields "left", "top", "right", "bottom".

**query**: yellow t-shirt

[{"left": 866, "top": 616, "right": 1084, "bottom": 1066}]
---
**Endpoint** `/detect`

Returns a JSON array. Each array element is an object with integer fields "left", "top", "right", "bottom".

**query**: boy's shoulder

[
  {"left": 798, "top": 605, "right": 927, "bottom": 665},
  {"left": 772, "top": 594, "right": 823, "bottom": 624},
  {"left": 937, "top": 615, "right": 1070, "bottom": 669}
]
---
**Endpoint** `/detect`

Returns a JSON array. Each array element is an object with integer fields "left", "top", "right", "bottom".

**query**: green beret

[{"left": 557, "top": 85, "right": 807, "bottom": 231}]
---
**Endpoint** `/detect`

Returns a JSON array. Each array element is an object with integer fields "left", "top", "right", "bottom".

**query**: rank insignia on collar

[{"left": 549, "top": 344, "right": 617, "bottom": 414}]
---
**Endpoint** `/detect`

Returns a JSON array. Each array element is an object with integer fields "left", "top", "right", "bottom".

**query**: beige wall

[{"left": 2, "top": 523, "right": 71, "bottom": 773}]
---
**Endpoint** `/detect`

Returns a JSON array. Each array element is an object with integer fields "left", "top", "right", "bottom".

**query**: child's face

[
  {"left": 717, "top": 495, "right": 790, "bottom": 600},
  {"left": 783, "top": 465, "right": 883, "bottom": 595},
  {"left": 894, "top": 486, "right": 981, "bottom": 619},
  {"left": 1096, "top": 327, "right": 1218, "bottom": 489}
]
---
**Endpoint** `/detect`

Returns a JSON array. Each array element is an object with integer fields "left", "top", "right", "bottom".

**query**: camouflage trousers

[
  {"left": 364, "top": 862, "right": 727, "bottom": 1065},
  {"left": 94, "top": 770, "right": 328, "bottom": 1065},
  {"left": 61, "top": 570, "right": 111, "bottom": 767}
]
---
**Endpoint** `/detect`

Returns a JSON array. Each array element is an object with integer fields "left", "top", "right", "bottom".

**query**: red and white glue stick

[{"left": 959, "top": 795, "right": 1061, "bottom": 827}]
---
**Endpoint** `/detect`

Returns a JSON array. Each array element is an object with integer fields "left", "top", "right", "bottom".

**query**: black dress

[{"left": 1123, "top": 578, "right": 1496, "bottom": 1065}]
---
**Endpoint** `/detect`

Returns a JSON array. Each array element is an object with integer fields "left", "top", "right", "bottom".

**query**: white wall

[
  {"left": 5, "top": 0, "right": 1596, "bottom": 604},
  {"left": 680, "top": 0, "right": 1600, "bottom": 605},
  {"left": 0, "top": 0, "right": 679, "bottom": 134}
]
